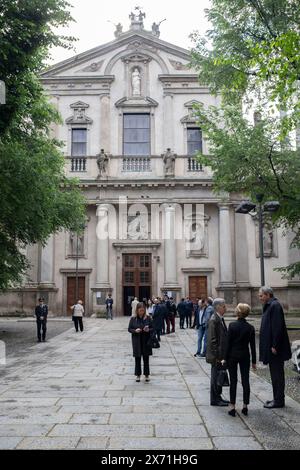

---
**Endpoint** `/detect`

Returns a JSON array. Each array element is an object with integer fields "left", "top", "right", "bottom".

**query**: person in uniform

[{"left": 35, "top": 297, "right": 48, "bottom": 342}]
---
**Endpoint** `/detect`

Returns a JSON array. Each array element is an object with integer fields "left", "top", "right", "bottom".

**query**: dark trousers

[
  {"left": 179, "top": 314, "right": 185, "bottom": 328},
  {"left": 135, "top": 355, "right": 150, "bottom": 377},
  {"left": 155, "top": 328, "right": 161, "bottom": 342},
  {"left": 36, "top": 320, "right": 47, "bottom": 341},
  {"left": 227, "top": 357, "right": 250, "bottom": 405},
  {"left": 166, "top": 316, "right": 175, "bottom": 333},
  {"left": 161, "top": 318, "right": 166, "bottom": 334},
  {"left": 269, "top": 355, "right": 285, "bottom": 404},
  {"left": 74, "top": 316, "right": 83, "bottom": 332},
  {"left": 210, "top": 364, "right": 223, "bottom": 404},
  {"left": 185, "top": 313, "right": 192, "bottom": 328}
]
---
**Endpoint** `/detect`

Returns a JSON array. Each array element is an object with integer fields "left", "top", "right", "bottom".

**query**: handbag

[
  {"left": 147, "top": 332, "right": 160, "bottom": 349},
  {"left": 216, "top": 368, "right": 230, "bottom": 387}
]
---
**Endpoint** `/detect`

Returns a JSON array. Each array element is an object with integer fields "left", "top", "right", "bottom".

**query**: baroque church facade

[{"left": 1, "top": 9, "right": 299, "bottom": 316}]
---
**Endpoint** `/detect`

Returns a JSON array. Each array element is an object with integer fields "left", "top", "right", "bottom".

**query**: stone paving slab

[
  {"left": 213, "top": 437, "right": 263, "bottom": 450},
  {"left": 110, "top": 413, "right": 203, "bottom": 425},
  {"left": 76, "top": 437, "right": 108, "bottom": 450},
  {"left": 108, "top": 437, "right": 213, "bottom": 450},
  {"left": 155, "top": 424, "right": 208, "bottom": 438},
  {"left": 49, "top": 424, "right": 154, "bottom": 437},
  {"left": 16, "top": 437, "right": 80, "bottom": 449},
  {"left": 0, "top": 317, "right": 299, "bottom": 450},
  {"left": 0, "top": 437, "right": 24, "bottom": 450}
]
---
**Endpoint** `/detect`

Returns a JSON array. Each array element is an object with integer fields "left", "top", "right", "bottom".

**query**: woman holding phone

[{"left": 128, "top": 302, "right": 153, "bottom": 382}]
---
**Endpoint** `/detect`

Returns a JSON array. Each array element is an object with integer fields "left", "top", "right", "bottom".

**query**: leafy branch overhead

[
  {"left": 190, "top": 0, "right": 300, "bottom": 277},
  {"left": 0, "top": 0, "right": 85, "bottom": 291}
]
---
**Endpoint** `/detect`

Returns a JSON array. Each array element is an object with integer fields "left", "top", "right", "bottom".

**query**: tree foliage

[
  {"left": 190, "top": 0, "right": 300, "bottom": 277},
  {"left": 0, "top": 0, "right": 86, "bottom": 290}
]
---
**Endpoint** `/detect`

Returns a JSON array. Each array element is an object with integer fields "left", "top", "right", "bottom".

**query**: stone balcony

[{"left": 66, "top": 155, "right": 211, "bottom": 179}]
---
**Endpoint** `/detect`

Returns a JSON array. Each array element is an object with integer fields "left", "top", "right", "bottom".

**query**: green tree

[
  {"left": 0, "top": 0, "right": 86, "bottom": 290},
  {"left": 190, "top": 0, "right": 300, "bottom": 277}
]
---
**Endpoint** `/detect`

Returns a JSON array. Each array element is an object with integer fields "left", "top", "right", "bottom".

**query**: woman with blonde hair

[
  {"left": 222, "top": 303, "right": 256, "bottom": 417},
  {"left": 128, "top": 302, "right": 153, "bottom": 382}
]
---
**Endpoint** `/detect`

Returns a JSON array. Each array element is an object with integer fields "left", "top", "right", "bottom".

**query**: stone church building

[{"left": 1, "top": 9, "right": 299, "bottom": 316}]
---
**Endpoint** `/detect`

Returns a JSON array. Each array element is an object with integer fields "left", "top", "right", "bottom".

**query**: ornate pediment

[
  {"left": 180, "top": 114, "right": 198, "bottom": 124},
  {"left": 169, "top": 59, "right": 189, "bottom": 70},
  {"left": 121, "top": 53, "right": 152, "bottom": 64},
  {"left": 184, "top": 100, "right": 202, "bottom": 108},
  {"left": 126, "top": 40, "right": 158, "bottom": 53},
  {"left": 115, "top": 96, "right": 158, "bottom": 108},
  {"left": 66, "top": 101, "right": 93, "bottom": 125},
  {"left": 77, "top": 60, "right": 104, "bottom": 73}
]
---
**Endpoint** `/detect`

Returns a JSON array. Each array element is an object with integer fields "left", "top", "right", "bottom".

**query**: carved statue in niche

[
  {"left": 131, "top": 67, "right": 141, "bottom": 96},
  {"left": 127, "top": 212, "right": 148, "bottom": 240},
  {"left": 184, "top": 220, "right": 205, "bottom": 253},
  {"left": 162, "top": 148, "right": 176, "bottom": 177},
  {"left": 263, "top": 227, "right": 274, "bottom": 256},
  {"left": 69, "top": 232, "right": 84, "bottom": 256},
  {"left": 96, "top": 149, "right": 109, "bottom": 178}
]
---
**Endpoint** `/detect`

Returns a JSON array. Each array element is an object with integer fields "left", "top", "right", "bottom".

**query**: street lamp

[{"left": 235, "top": 195, "right": 280, "bottom": 286}]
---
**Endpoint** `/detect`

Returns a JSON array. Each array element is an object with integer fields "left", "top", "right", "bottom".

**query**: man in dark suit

[
  {"left": 206, "top": 298, "right": 229, "bottom": 406},
  {"left": 185, "top": 297, "right": 194, "bottom": 328},
  {"left": 177, "top": 298, "right": 187, "bottom": 329},
  {"left": 35, "top": 297, "right": 48, "bottom": 342},
  {"left": 259, "top": 286, "right": 292, "bottom": 408},
  {"left": 152, "top": 298, "right": 165, "bottom": 342}
]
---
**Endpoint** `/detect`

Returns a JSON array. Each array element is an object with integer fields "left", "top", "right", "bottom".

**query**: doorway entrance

[
  {"left": 189, "top": 276, "right": 207, "bottom": 303},
  {"left": 122, "top": 254, "right": 152, "bottom": 316},
  {"left": 67, "top": 276, "right": 85, "bottom": 315}
]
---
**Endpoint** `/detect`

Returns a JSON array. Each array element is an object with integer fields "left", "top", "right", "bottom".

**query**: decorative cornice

[{"left": 40, "top": 32, "right": 192, "bottom": 78}]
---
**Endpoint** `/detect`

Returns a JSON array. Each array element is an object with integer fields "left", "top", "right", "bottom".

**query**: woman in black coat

[
  {"left": 223, "top": 303, "right": 256, "bottom": 417},
  {"left": 128, "top": 302, "right": 153, "bottom": 382}
]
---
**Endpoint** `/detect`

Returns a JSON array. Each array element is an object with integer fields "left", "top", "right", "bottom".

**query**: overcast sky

[{"left": 49, "top": 0, "right": 212, "bottom": 65}]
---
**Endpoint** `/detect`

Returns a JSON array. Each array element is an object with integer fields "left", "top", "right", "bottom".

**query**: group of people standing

[
  {"left": 128, "top": 286, "right": 292, "bottom": 417},
  {"left": 205, "top": 287, "right": 291, "bottom": 416}
]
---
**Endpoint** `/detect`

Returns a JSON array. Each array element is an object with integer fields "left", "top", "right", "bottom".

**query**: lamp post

[{"left": 235, "top": 196, "right": 280, "bottom": 287}]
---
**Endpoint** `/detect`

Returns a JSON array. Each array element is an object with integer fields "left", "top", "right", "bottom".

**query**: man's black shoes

[
  {"left": 211, "top": 401, "right": 229, "bottom": 406},
  {"left": 263, "top": 400, "right": 285, "bottom": 409}
]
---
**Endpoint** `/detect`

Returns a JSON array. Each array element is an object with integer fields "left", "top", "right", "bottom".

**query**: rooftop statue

[{"left": 129, "top": 6, "right": 145, "bottom": 29}]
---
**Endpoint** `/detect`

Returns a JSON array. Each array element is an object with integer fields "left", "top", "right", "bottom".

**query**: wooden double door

[
  {"left": 189, "top": 276, "right": 208, "bottom": 303},
  {"left": 123, "top": 254, "right": 152, "bottom": 316},
  {"left": 67, "top": 277, "right": 85, "bottom": 315}
]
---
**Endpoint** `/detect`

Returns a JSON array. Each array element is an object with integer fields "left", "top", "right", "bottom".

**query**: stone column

[
  {"left": 100, "top": 95, "right": 110, "bottom": 151},
  {"left": 39, "top": 235, "right": 55, "bottom": 286},
  {"left": 96, "top": 204, "right": 110, "bottom": 288},
  {"left": 163, "top": 93, "right": 174, "bottom": 150},
  {"left": 163, "top": 205, "right": 178, "bottom": 288},
  {"left": 93, "top": 204, "right": 111, "bottom": 316},
  {"left": 218, "top": 204, "right": 234, "bottom": 286}
]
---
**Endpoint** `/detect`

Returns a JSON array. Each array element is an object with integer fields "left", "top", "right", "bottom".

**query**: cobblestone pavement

[{"left": 0, "top": 317, "right": 299, "bottom": 450}]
